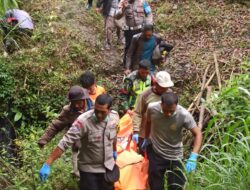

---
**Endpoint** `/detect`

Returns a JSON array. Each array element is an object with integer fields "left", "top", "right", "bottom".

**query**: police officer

[
  {"left": 39, "top": 94, "right": 120, "bottom": 190},
  {"left": 115, "top": 0, "right": 153, "bottom": 67},
  {"left": 38, "top": 86, "right": 93, "bottom": 177}
]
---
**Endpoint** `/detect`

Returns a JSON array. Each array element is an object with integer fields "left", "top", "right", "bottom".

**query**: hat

[
  {"left": 68, "top": 86, "right": 89, "bottom": 101},
  {"left": 155, "top": 71, "right": 174, "bottom": 88}
]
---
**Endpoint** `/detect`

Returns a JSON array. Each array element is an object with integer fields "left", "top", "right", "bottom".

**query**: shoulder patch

[{"left": 73, "top": 120, "right": 84, "bottom": 129}]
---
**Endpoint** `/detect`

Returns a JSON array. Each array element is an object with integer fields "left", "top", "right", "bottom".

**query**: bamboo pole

[
  {"left": 193, "top": 64, "right": 211, "bottom": 113},
  {"left": 213, "top": 53, "right": 222, "bottom": 90},
  {"left": 198, "top": 86, "right": 212, "bottom": 129},
  {"left": 188, "top": 71, "right": 216, "bottom": 112}
]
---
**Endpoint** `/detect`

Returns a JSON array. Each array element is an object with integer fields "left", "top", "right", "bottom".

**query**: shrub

[{"left": 185, "top": 62, "right": 250, "bottom": 190}]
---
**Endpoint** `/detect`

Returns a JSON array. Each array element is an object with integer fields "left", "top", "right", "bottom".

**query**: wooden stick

[
  {"left": 191, "top": 102, "right": 200, "bottom": 115},
  {"left": 188, "top": 71, "right": 216, "bottom": 112},
  {"left": 230, "top": 66, "right": 235, "bottom": 80},
  {"left": 198, "top": 86, "right": 212, "bottom": 129},
  {"left": 195, "top": 64, "right": 211, "bottom": 110},
  {"left": 213, "top": 53, "right": 222, "bottom": 90},
  {"left": 198, "top": 104, "right": 205, "bottom": 129}
]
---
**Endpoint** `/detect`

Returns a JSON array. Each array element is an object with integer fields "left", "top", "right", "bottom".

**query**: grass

[
  {"left": 186, "top": 133, "right": 250, "bottom": 190},
  {"left": 185, "top": 64, "right": 250, "bottom": 190},
  {"left": 0, "top": 0, "right": 107, "bottom": 189},
  {"left": 155, "top": 0, "right": 249, "bottom": 107},
  {"left": 0, "top": 0, "right": 249, "bottom": 189},
  {"left": 0, "top": 0, "right": 18, "bottom": 16},
  {"left": 155, "top": 1, "right": 220, "bottom": 33},
  {"left": 1, "top": 128, "right": 79, "bottom": 190}
]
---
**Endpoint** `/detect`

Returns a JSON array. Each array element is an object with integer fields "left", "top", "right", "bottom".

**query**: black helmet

[{"left": 68, "top": 86, "right": 89, "bottom": 101}]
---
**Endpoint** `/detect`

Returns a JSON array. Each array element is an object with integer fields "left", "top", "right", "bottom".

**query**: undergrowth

[
  {"left": 1, "top": 130, "right": 79, "bottom": 190},
  {"left": 186, "top": 61, "right": 250, "bottom": 190},
  {"left": 0, "top": 0, "right": 249, "bottom": 189}
]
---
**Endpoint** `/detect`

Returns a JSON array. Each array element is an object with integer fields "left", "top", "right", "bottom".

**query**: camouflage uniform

[{"left": 121, "top": 70, "right": 152, "bottom": 110}]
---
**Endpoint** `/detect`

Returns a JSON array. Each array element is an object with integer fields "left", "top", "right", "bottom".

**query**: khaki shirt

[
  {"left": 116, "top": 0, "right": 153, "bottom": 27},
  {"left": 58, "top": 109, "right": 120, "bottom": 173},
  {"left": 132, "top": 87, "right": 161, "bottom": 138}
]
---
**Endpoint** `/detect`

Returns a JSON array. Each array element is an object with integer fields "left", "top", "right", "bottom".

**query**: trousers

[
  {"left": 79, "top": 171, "right": 114, "bottom": 190},
  {"left": 123, "top": 29, "right": 141, "bottom": 67},
  {"left": 88, "top": 0, "right": 93, "bottom": 6},
  {"left": 147, "top": 144, "right": 186, "bottom": 190},
  {"left": 105, "top": 16, "right": 122, "bottom": 46}
]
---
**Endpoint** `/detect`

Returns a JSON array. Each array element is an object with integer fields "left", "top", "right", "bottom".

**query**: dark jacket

[
  {"left": 97, "top": 0, "right": 116, "bottom": 17},
  {"left": 125, "top": 32, "right": 162, "bottom": 70},
  {"left": 38, "top": 99, "right": 93, "bottom": 146}
]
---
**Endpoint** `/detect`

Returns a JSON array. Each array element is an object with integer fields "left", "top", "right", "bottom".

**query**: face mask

[
  {"left": 160, "top": 108, "right": 177, "bottom": 118},
  {"left": 93, "top": 113, "right": 109, "bottom": 123},
  {"left": 172, "top": 111, "right": 177, "bottom": 117}
]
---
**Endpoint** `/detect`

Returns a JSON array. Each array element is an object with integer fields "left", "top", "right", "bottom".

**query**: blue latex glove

[
  {"left": 113, "top": 151, "right": 117, "bottom": 160},
  {"left": 132, "top": 133, "right": 139, "bottom": 144},
  {"left": 185, "top": 152, "right": 198, "bottom": 173},
  {"left": 39, "top": 163, "right": 51, "bottom": 181},
  {"left": 141, "top": 138, "right": 150, "bottom": 151}
]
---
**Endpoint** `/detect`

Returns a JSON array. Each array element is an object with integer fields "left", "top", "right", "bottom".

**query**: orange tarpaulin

[
  {"left": 115, "top": 113, "right": 149, "bottom": 190},
  {"left": 117, "top": 113, "right": 136, "bottom": 153}
]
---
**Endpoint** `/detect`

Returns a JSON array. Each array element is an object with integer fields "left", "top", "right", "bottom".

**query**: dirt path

[
  {"left": 27, "top": 0, "right": 249, "bottom": 110},
  {"left": 58, "top": 0, "right": 124, "bottom": 87}
]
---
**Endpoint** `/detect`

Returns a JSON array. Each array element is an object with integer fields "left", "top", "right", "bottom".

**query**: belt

[{"left": 123, "top": 25, "right": 143, "bottom": 31}]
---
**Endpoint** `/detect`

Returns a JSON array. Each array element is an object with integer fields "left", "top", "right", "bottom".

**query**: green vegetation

[
  {"left": 0, "top": 0, "right": 18, "bottom": 16},
  {"left": 0, "top": 130, "right": 79, "bottom": 189},
  {"left": 0, "top": 0, "right": 249, "bottom": 189},
  {"left": 0, "top": 0, "right": 108, "bottom": 189},
  {"left": 186, "top": 62, "right": 250, "bottom": 190},
  {"left": 156, "top": 1, "right": 219, "bottom": 33},
  {"left": 0, "top": 0, "right": 101, "bottom": 129}
]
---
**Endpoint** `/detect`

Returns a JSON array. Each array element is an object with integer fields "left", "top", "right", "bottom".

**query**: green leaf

[
  {"left": 14, "top": 112, "right": 22, "bottom": 122},
  {"left": 238, "top": 87, "right": 250, "bottom": 97}
]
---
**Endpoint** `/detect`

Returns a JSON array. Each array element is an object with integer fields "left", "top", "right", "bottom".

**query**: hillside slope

[{"left": 0, "top": 0, "right": 249, "bottom": 189}]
